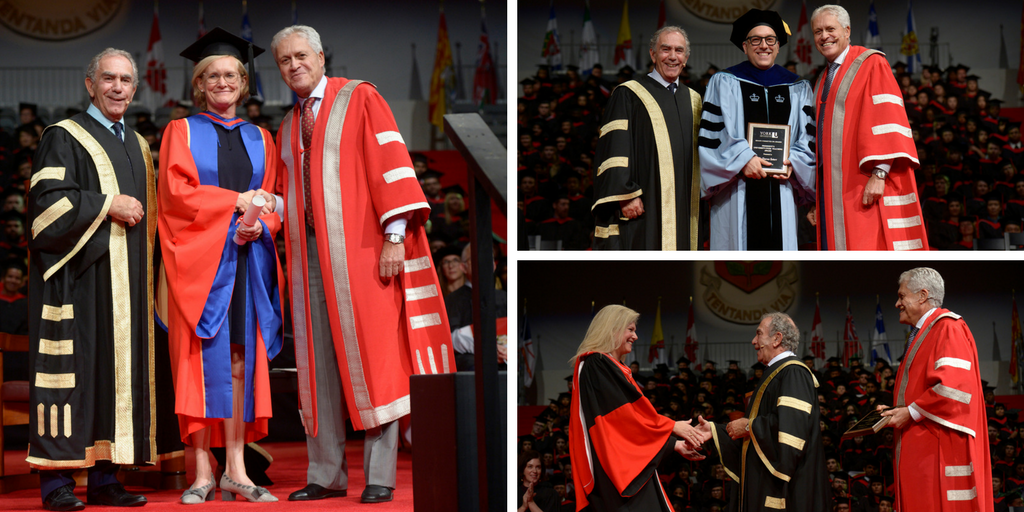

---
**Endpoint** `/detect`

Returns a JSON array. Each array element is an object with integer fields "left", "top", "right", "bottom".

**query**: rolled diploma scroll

[{"left": 233, "top": 195, "right": 267, "bottom": 245}]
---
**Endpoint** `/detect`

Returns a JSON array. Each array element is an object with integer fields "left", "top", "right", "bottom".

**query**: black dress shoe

[
  {"left": 43, "top": 485, "right": 85, "bottom": 512},
  {"left": 288, "top": 484, "right": 348, "bottom": 501},
  {"left": 360, "top": 485, "right": 393, "bottom": 503},
  {"left": 86, "top": 483, "right": 147, "bottom": 507}
]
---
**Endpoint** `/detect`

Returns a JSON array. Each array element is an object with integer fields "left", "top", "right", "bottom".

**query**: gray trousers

[{"left": 305, "top": 227, "right": 399, "bottom": 490}]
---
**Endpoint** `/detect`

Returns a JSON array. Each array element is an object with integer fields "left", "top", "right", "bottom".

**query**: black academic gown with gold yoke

[{"left": 26, "top": 112, "right": 156, "bottom": 469}]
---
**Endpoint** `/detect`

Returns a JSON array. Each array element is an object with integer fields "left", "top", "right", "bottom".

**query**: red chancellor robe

[
  {"left": 276, "top": 77, "right": 454, "bottom": 434},
  {"left": 815, "top": 46, "right": 929, "bottom": 250},
  {"left": 893, "top": 308, "right": 993, "bottom": 512},
  {"left": 158, "top": 116, "right": 283, "bottom": 444}
]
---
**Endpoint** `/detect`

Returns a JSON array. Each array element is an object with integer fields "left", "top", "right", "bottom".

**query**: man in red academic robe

[
  {"left": 880, "top": 267, "right": 993, "bottom": 512},
  {"left": 811, "top": 5, "right": 929, "bottom": 250},
  {"left": 272, "top": 25, "right": 454, "bottom": 504}
]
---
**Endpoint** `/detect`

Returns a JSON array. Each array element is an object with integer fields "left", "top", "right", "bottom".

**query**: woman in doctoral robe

[
  {"left": 568, "top": 305, "right": 708, "bottom": 512},
  {"left": 158, "top": 28, "right": 283, "bottom": 504}
]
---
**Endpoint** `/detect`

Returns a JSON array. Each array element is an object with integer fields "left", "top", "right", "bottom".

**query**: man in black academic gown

[
  {"left": 27, "top": 48, "right": 155, "bottom": 511},
  {"left": 699, "top": 312, "right": 830, "bottom": 512},
  {"left": 592, "top": 26, "right": 701, "bottom": 250}
]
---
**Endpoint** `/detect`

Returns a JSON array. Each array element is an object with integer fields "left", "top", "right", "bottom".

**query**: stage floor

[{"left": 1, "top": 440, "right": 414, "bottom": 511}]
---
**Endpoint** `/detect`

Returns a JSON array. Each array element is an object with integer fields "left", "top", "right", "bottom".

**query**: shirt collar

[
  {"left": 302, "top": 75, "right": 329, "bottom": 103},
  {"left": 647, "top": 70, "right": 679, "bottom": 90},
  {"left": 86, "top": 103, "right": 124, "bottom": 136},
  {"left": 768, "top": 350, "right": 796, "bottom": 367},
  {"left": 831, "top": 45, "right": 852, "bottom": 67},
  {"left": 914, "top": 308, "right": 938, "bottom": 330}
]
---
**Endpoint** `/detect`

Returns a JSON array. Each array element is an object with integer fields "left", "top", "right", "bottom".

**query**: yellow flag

[
  {"left": 429, "top": 7, "right": 454, "bottom": 129},
  {"left": 614, "top": 0, "right": 632, "bottom": 67}
]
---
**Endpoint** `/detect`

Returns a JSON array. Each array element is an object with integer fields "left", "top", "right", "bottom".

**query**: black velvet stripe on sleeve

[
  {"left": 698, "top": 136, "right": 722, "bottom": 149},
  {"left": 803, "top": 105, "right": 815, "bottom": 120},
  {"left": 700, "top": 119, "right": 725, "bottom": 132},
  {"left": 808, "top": 141, "right": 816, "bottom": 154},
  {"left": 805, "top": 123, "right": 816, "bottom": 136},
  {"left": 702, "top": 102, "right": 723, "bottom": 116}
]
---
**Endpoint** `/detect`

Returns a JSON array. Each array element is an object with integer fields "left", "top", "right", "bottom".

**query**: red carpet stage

[{"left": 1, "top": 441, "right": 414, "bottom": 511}]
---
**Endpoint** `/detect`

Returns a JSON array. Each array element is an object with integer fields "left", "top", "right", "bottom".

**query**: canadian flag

[
  {"left": 794, "top": 0, "right": 813, "bottom": 74},
  {"left": 144, "top": 4, "right": 169, "bottom": 109}
]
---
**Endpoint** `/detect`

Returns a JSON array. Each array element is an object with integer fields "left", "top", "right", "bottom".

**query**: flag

[
  {"left": 794, "top": 0, "right": 813, "bottom": 74},
  {"left": 409, "top": 44, "right": 424, "bottom": 100},
  {"left": 1011, "top": 294, "right": 1023, "bottom": 386},
  {"left": 1018, "top": 8, "right": 1024, "bottom": 91},
  {"left": 240, "top": 3, "right": 264, "bottom": 102},
  {"left": 810, "top": 293, "right": 825, "bottom": 363},
  {"left": 843, "top": 298, "right": 860, "bottom": 366},
  {"left": 473, "top": 6, "right": 498, "bottom": 108},
  {"left": 429, "top": 7, "right": 455, "bottom": 129},
  {"left": 657, "top": 0, "right": 666, "bottom": 29},
  {"left": 613, "top": 0, "right": 632, "bottom": 69},
  {"left": 866, "top": 1, "right": 883, "bottom": 51},
  {"left": 579, "top": 1, "right": 599, "bottom": 73},
  {"left": 685, "top": 297, "right": 698, "bottom": 362},
  {"left": 542, "top": 2, "right": 562, "bottom": 69},
  {"left": 900, "top": 0, "right": 922, "bottom": 73},
  {"left": 648, "top": 298, "right": 666, "bottom": 365},
  {"left": 143, "top": 3, "right": 168, "bottom": 110},
  {"left": 519, "top": 305, "right": 536, "bottom": 388},
  {"left": 869, "top": 298, "right": 892, "bottom": 366}
]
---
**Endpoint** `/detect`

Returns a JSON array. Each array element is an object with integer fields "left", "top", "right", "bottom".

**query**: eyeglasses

[
  {"left": 441, "top": 258, "right": 463, "bottom": 268},
  {"left": 745, "top": 36, "right": 778, "bottom": 47},
  {"left": 205, "top": 72, "right": 240, "bottom": 85}
]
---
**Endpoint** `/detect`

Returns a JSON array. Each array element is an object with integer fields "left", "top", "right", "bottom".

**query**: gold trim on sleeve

[
  {"left": 35, "top": 373, "right": 76, "bottom": 388},
  {"left": 594, "top": 225, "right": 621, "bottom": 238},
  {"left": 688, "top": 88, "right": 702, "bottom": 251},
  {"left": 41, "top": 304, "right": 74, "bottom": 322},
  {"left": 765, "top": 496, "right": 786, "bottom": 509},
  {"left": 32, "top": 197, "right": 73, "bottom": 239},
  {"left": 37, "top": 403, "right": 44, "bottom": 436},
  {"left": 39, "top": 338, "right": 73, "bottom": 355},
  {"left": 591, "top": 189, "right": 643, "bottom": 211},
  {"left": 599, "top": 119, "right": 628, "bottom": 137},
  {"left": 777, "top": 396, "right": 813, "bottom": 414},
  {"left": 597, "top": 156, "right": 628, "bottom": 176},
  {"left": 31, "top": 167, "right": 66, "bottom": 188},
  {"left": 779, "top": 431, "right": 806, "bottom": 450}
]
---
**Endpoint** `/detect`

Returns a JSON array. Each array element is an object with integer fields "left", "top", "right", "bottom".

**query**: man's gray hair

[
  {"left": 271, "top": 25, "right": 323, "bottom": 57},
  {"left": 899, "top": 267, "right": 945, "bottom": 308},
  {"left": 761, "top": 312, "right": 800, "bottom": 353},
  {"left": 649, "top": 25, "right": 691, "bottom": 57},
  {"left": 811, "top": 5, "right": 851, "bottom": 29},
  {"left": 86, "top": 48, "right": 138, "bottom": 87}
]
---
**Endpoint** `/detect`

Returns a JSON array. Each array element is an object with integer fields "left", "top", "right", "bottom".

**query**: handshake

[{"left": 671, "top": 416, "right": 715, "bottom": 461}]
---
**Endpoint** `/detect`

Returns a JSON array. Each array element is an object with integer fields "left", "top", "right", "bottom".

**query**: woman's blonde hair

[
  {"left": 192, "top": 55, "right": 249, "bottom": 112},
  {"left": 570, "top": 304, "right": 639, "bottom": 364}
]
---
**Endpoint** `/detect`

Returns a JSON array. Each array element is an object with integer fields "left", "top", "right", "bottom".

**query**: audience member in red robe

[
  {"left": 880, "top": 267, "right": 993, "bottom": 512},
  {"left": 569, "top": 305, "right": 708, "bottom": 511}
]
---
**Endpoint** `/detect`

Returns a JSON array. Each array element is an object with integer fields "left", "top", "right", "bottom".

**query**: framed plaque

[{"left": 746, "top": 123, "right": 791, "bottom": 175}]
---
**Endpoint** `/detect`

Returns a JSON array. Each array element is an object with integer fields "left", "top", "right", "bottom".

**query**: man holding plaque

[
  {"left": 698, "top": 312, "right": 830, "bottom": 512},
  {"left": 811, "top": 5, "right": 929, "bottom": 250},
  {"left": 878, "top": 268, "right": 992, "bottom": 512},
  {"left": 591, "top": 26, "right": 702, "bottom": 250},
  {"left": 699, "top": 9, "right": 816, "bottom": 250}
]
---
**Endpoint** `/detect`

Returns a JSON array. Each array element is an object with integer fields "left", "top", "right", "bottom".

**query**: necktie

[
  {"left": 112, "top": 122, "right": 123, "bottom": 143},
  {"left": 301, "top": 97, "right": 316, "bottom": 227},
  {"left": 817, "top": 62, "right": 839, "bottom": 250},
  {"left": 668, "top": 82, "right": 677, "bottom": 94},
  {"left": 908, "top": 326, "right": 919, "bottom": 343}
]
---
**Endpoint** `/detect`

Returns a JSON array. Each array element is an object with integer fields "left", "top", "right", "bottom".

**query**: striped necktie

[{"left": 668, "top": 82, "right": 677, "bottom": 94}]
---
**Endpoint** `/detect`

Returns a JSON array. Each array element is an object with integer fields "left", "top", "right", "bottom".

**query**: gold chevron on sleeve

[
  {"left": 32, "top": 197, "right": 73, "bottom": 239},
  {"left": 31, "top": 167, "right": 66, "bottom": 188},
  {"left": 779, "top": 431, "right": 806, "bottom": 450},
  {"left": 777, "top": 396, "right": 813, "bottom": 414}
]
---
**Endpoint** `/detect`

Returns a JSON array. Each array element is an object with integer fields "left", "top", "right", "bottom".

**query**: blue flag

[
  {"left": 241, "top": 9, "right": 264, "bottom": 102},
  {"left": 870, "top": 301, "right": 892, "bottom": 365},
  {"left": 866, "top": 1, "right": 882, "bottom": 50},
  {"left": 901, "top": 0, "right": 922, "bottom": 73}
]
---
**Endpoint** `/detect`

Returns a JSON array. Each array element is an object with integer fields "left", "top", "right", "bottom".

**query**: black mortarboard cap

[
  {"left": 420, "top": 169, "right": 444, "bottom": 182},
  {"left": 537, "top": 64, "right": 551, "bottom": 72},
  {"left": 705, "top": 359, "right": 718, "bottom": 367},
  {"left": 956, "top": 63, "right": 970, "bottom": 72},
  {"left": 966, "top": 74, "right": 980, "bottom": 82},
  {"left": 655, "top": 363, "right": 670, "bottom": 374},
  {"left": 617, "top": 65, "right": 635, "bottom": 77},
  {"left": 676, "top": 356, "right": 691, "bottom": 365},
  {"left": 181, "top": 27, "right": 264, "bottom": 64},
  {"left": 520, "top": 77, "right": 537, "bottom": 86},
  {"left": 730, "top": 9, "right": 790, "bottom": 49},
  {"left": 990, "top": 98, "right": 1005, "bottom": 106},
  {"left": 564, "top": 375, "right": 574, "bottom": 382},
  {"left": 18, "top": 102, "right": 37, "bottom": 115},
  {"left": 442, "top": 184, "right": 466, "bottom": 197},
  {"left": 566, "top": 64, "right": 579, "bottom": 72}
]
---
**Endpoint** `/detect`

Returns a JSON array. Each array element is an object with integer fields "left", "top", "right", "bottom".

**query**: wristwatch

[
  {"left": 872, "top": 168, "right": 889, "bottom": 180},
  {"left": 384, "top": 233, "right": 405, "bottom": 244}
]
